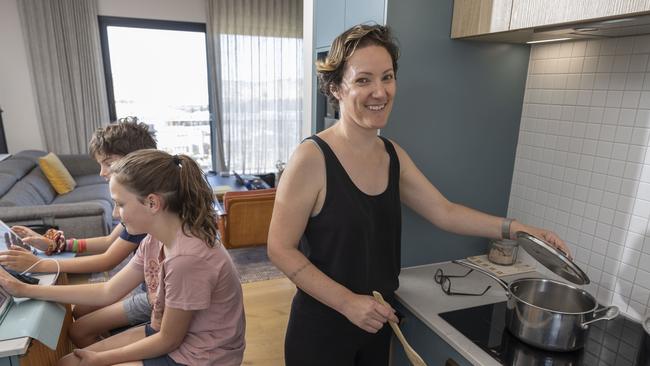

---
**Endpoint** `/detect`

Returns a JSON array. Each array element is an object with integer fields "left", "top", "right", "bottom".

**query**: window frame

[{"left": 97, "top": 16, "right": 215, "bottom": 169}]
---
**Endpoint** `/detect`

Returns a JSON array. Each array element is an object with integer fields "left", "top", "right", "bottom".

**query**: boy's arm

[
  {"left": 44, "top": 238, "right": 137, "bottom": 273},
  {"left": 80, "top": 224, "right": 124, "bottom": 254},
  {"left": 0, "top": 239, "right": 137, "bottom": 273}
]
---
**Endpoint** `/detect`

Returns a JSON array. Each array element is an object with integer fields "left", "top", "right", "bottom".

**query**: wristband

[{"left": 501, "top": 218, "right": 514, "bottom": 240}]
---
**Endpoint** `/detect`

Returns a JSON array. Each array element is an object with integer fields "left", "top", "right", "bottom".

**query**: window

[
  {"left": 99, "top": 17, "right": 213, "bottom": 170},
  {"left": 219, "top": 33, "right": 303, "bottom": 173}
]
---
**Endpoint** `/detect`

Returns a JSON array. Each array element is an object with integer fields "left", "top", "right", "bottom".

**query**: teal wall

[{"left": 382, "top": 0, "right": 531, "bottom": 266}]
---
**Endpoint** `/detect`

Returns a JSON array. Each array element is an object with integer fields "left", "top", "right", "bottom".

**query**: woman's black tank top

[{"left": 297, "top": 135, "right": 401, "bottom": 307}]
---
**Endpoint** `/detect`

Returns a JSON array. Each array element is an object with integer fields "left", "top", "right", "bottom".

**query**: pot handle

[
  {"left": 580, "top": 306, "right": 619, "bottom": 329},
  {"left": 451, "top": 260, "right": 510, "bottom": 293}
]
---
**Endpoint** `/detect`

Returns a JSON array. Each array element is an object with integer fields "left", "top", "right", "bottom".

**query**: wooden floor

[{"left": 241, "top": 277, "right": 295, "bottom": 366}]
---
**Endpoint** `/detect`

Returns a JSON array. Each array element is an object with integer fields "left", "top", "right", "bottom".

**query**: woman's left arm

[
  {"left": 89, "top": 307, "right": 192, "bottom": 364},
  {"left": 393, "top": 142, "right": 570, "bottom": 256}
]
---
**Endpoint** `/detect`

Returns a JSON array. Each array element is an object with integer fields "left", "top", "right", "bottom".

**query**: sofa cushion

[
  {"left": 21, "top": 169, "right": 57, "bottom": 204},
  {"left": 51, "top": 183, "right": 111, "bottom": 205},
  {"left": 0, "top": 181, "right": 49, "bottom": 206},
  {"left": 0, "top": 174, "right": 17, "bottom": 197},
  {"left": 0, "top": 159, "right": 36, "bottom": 180},
  {"left": 38, "top": 153, "right": 77, "bottom": 194},
  {"left": 75, "top": 175, "right": 106, "bottom": 187}
]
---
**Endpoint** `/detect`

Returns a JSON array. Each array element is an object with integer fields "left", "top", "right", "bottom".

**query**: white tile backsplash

[{"left": 510, "top": 35, "right": 650, "bottom": 321}]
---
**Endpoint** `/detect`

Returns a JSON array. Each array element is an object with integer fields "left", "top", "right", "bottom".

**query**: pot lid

[{"left": 516, "top": 232, "right": 590, "bottom": 285}]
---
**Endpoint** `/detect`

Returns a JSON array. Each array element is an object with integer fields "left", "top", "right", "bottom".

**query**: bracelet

[
  {"left": 44, "top": 229, "right": 65, "bottom": 255},
  {"left": 65, "top": 239, "right": 87, "bottom": 253},
  {"left": 501, "top": 218, "right": 514, "bottom": 240},
  {"left": 78, "top": 239, "right": 87, "bottom": 253}
]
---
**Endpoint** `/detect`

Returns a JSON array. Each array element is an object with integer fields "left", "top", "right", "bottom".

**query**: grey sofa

[{"left": 0, "top": 150, "right": 114, "bottom": 238}]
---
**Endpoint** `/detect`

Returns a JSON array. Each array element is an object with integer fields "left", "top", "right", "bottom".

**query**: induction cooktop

[{"left": 439, "top": 301, "right": 650, "bottom": 366}]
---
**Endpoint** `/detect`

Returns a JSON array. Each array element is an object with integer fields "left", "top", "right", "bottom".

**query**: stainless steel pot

[{"left": 453, "top": 260, "right": 619, "bottom": 352}]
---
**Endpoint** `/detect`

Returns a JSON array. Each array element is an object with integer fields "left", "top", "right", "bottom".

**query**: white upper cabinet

[
  {"left": 314, "top": 0, "right": 386, "bottom": 49},
  {"left": 510, "top": 0, "right": 650, "bottom": 30}
]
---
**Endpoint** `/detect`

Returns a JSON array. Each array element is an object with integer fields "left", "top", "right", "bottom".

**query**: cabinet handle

[{"left": 445, "top": 358, "right": 460, "bottom": 366}]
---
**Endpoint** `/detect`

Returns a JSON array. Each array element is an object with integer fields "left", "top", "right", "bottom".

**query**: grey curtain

[
  {"left": 206, "top": 0, "right": 303, "bottom": 174},
  {"left": 18, "top": 0, "right": 109, "bottom": 154}
]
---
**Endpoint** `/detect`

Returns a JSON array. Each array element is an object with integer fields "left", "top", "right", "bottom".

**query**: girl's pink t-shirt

[{"left": 129, "top": 230, "right": 245, "bottom": 366}]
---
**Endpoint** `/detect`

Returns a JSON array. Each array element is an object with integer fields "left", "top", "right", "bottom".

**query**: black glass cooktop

[{"left": 439, "top": 302, "right": 650, "bottom": 366}]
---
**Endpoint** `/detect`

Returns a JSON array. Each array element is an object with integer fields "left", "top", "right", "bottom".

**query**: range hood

[{"left": 468, "top": 12, "right": 650, "bottom": 44}]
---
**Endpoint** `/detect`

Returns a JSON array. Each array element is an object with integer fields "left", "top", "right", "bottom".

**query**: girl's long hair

[{"left": 111, "top": 149, "right": 218, "bottom": 247}]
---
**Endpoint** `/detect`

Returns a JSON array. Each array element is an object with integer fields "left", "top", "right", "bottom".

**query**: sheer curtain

[
  {"left": 206, "top": 0, "right": 303, "bottom": 174},
  {"left": 18, "top": 0, "right": 108, "bottom": 154}
]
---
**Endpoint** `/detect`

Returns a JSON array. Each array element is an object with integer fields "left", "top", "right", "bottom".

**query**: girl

[{"left": 0, "top": 149, "right": 245, "bottom": 366}]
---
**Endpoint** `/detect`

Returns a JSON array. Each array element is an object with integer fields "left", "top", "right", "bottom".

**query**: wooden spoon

[{"left": 372, "top": 291, "right": 427, "bottom": 366}]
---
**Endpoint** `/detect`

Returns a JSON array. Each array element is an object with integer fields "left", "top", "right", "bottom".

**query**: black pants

[{"left": 285, "top": 292, "right": 392, "bottom": 366}]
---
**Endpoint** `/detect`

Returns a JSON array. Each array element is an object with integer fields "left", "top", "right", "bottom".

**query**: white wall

[
  {"left": 0, "top": 0, "right": 45, "bottom": 152},
  {"left": 509, "top": 35, "right": 650, "bottom": 321},
  {"left": 97, "top": 0, "right": 206, "bottom": 22},
  {"left": 0, "top": 0, "right": 207, "bottom": 154}
]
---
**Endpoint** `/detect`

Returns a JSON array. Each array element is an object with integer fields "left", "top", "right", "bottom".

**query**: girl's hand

[
  {"left": 0, "top": 248, "right": 41, "bottom": 272},
  {"left": 0, "top": 265, "right": 27, "bottom": 297},
  {"left": 73, "top": 349, "right": 107, "bottom": 366},
  {"left": 340, "top": 293, "right": 399, "bottom": 333},
  {"left": 10, "top": 226, "right": 39, "bottom": 239}
]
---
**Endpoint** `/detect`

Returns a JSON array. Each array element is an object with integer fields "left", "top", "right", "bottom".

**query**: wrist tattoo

[{"left": 288, "top": 262, "right": 311, "bottom": 280}]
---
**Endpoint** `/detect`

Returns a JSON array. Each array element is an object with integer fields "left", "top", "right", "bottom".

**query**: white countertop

[
  {"left": 395, "top": 261, "right": 547, "bottom": 366},
  {"left": 0, "top": 273, "right": 59, "bottom": 358}
]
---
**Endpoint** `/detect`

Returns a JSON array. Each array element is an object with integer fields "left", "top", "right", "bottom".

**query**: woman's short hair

[{"left": 316, "top": 24, "right": 399, "bottom": 107}]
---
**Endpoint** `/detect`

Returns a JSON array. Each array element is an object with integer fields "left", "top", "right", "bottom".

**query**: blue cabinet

[
  {"left": 344, "top": 0, "right": 385, "bottom": 29},
  {"left": 391, "top": 302, "right": 472, "bottom": 366},
  {"left": 315, "top": 0, "right": 345, "bottom": 49},
  {"left": 314, "top": 0, "right": 385, "bottom": 49}
]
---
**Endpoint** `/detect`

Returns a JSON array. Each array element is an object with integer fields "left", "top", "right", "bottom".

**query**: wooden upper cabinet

[
  {"left": 451, "top": 0, "right": 513, "bottom": 38},
  {"left": 510, "top": 0, "right": 650, "bottom": 30},
  {"left": 452, "top": 0, "right": 650, "bottom": 39}
]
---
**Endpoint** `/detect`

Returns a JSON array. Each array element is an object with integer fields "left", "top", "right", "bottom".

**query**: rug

[{"left": 228, "top": 246, "right": 285, "bottom": 283}]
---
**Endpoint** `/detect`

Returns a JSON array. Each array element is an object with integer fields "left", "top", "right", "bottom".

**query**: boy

[{"left": 0, "top": 120, "right": 156, "bottom": 347}]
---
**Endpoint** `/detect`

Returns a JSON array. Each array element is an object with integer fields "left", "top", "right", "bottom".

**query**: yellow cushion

[{"left": 38, "top": 153, "right": 76, "bottom": 195}]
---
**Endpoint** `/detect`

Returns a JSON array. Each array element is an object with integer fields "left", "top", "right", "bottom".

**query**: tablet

[{"left": 0, "top": 220, "right": 34, "bottom": 253}]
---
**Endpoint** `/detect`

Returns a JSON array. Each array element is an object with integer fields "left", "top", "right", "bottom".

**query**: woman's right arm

[
  {"left": 268, "top": 143, "right": 397, "bottom": 333},
  {"left": 0, "top": 261, "right": 142, "bottom": 307}
]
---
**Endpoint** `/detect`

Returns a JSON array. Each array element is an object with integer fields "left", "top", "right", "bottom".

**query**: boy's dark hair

[
  {"left": 316, "top": 24, "right": 400, "bottom": 107},
  {"left": 89, "top": 119, "right": 157, "bottom": 158}
]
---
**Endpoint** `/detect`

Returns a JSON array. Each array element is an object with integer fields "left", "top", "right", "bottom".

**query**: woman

[{"left": 267, "top": 24, "right": 569, "bottom": 366}]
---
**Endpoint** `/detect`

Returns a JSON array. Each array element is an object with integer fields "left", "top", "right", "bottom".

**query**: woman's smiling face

[{"left": 334, "top": 45, "right": 396, "bottom": 130}]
